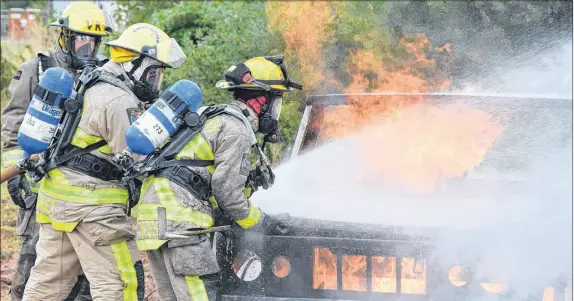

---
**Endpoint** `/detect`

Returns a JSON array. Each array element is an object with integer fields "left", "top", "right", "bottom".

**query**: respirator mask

[
  {"left": 233, "top": 89, "right": 282, "bottom": 136},
  {"left": 122, "top": 56, "right": 165, "bottom": 103},
  {"left": 258, "top": 94, "right": 282, "bottom": 135},
  {"left": 59, "top": 30, "right": 101, "bottom": 69}
]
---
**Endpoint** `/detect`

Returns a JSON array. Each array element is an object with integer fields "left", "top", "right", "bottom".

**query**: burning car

[{"left": 216, "top": 93, "right": 572, "bottom": 301}]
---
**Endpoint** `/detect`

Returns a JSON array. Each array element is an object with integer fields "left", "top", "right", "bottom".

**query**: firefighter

[
  {"left": 134, "top": 56, "right": 302, "bottom": 300},
  {"left": 21, "top": 23, "right": 186, "bottom": 301},
  {"left": 0, "top": 2, "right": 112, "bottom": 300}
]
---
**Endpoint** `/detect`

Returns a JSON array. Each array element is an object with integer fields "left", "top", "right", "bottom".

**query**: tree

[
  {"left": 111, "top": 0, "right": 572, "bottom": 162},
  {"left": 113, "top": 1, "right": 305, "bottom": 159}
]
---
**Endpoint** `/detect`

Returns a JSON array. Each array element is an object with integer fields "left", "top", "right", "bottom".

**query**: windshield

[{"left": 298, "top": 94, "right": 572, "bottom": 176}]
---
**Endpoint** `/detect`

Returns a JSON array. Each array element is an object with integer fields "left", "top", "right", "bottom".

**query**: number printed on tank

[{"left": 153, "top": 123, "right": 164, "bottom": 135}]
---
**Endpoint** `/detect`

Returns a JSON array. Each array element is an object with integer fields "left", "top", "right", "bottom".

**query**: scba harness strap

[
  {"left": 126, "top": 104, "right": 260, "bottom": 204},
  {"left": 59, "top": 140, "right": 123, "bottom": 181},
  {"left": 38, "top": 68, "right": 131, "bottom": 183},
  {"left": 128, "top": 105, "right": 228, "bottom": 201},
  {"left": 37, "top": 52, "right": 54, "bottom": 76}
]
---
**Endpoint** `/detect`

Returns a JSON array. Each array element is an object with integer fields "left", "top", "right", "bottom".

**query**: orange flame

[
  {"left": 316, "top": 35, "right": 499, "bottom": 194},
  {"left": 312, "top": 248, "right": 337, "bottom": 290},
  {"left": 342, "top": 255, "right": 367, "bottom": 291},
  {"left": 266, "top": 1, "right": 341, "bottom": 91},
  {"left": 321, "top": 34, "right": 453, "bottom": 138},
  {"left": 313, "top": 249, "right": 427, "bottom": 294},
  {"left": 350, "top": 102, "right": 502, "bottom": 194},
  {"left": 401, "top": 258, "right": 427, "bottom": 294},
  {"left": 267, "top": 1, "right": 500, "bottom": 193},
  {"left": 372, "top": 256, "right": 397, "bottom": 293}
]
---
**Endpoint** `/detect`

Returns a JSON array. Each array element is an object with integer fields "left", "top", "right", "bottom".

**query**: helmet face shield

[
  {"left": 61, "top": 30, "right": 102, "bottom": 68},
  {"left": 130, "top": 63, "right": 166, "bottom": 103},
  {"left": 70, "top": 34, "right": 99, "bottom": 58},
  {"left": 165, "top": 38, "right": 186, "bottom": 68},
  {"left": 142, "top": 66, "right": 165, "bottom": 92},
  {"left": 270, "top": 97, "right": 282, "bottom": 121},
  {"left": 257, "top": 96, "right": 283, "bottom": 135},
  {"left": 104, "top": 25, "right": 186, "bottom": 68}
]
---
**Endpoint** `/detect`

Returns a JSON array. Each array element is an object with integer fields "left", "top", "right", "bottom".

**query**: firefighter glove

[{"left": 7, "top": 174, "right": 33, "bottom": 209}]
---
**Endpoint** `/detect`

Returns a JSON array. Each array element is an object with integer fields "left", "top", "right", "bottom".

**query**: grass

[
  {"left": 1, "top": 35, "right": 23, "bottom": 262},
  {"left": 0, "top": 181, "right": 19, "bottom": 301},
  {"left": 0, "top": 28, "right": 57, "bottom": 300},
  {"left": 0, "top": 179, "right": 19, "bottom": 261}
]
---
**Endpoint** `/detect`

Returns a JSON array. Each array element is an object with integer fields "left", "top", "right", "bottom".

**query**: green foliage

[
  {"left": 1, "top": 42, "right": 37, "bottom": 107},
  {"left": 114, "top": 0, "right": 305, "bottom": 153},
  {"left": 330, "top": 2, "right": 391, "bottom": 55},
  {"left": 111, "top": 0, "right": 572, "bottom": 162},
  {"left": 154, "top": 1, "right": 273, "bottom": 103},
  {"left": 113, "top": 0, "right": 176, "bottom": 26},
  {"left": 1, "top": 0, "right": 45, "bottom": 9},
  {"left": 1, "top": 54, "right": 18, "bottom": 104}
]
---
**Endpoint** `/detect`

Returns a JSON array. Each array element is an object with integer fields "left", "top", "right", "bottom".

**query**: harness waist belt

[
  {"left": 157, "top": 166, "right": 210, "bottom": 201},
  {"left": 62, "top": 150, "right": 123, "bottom": 182}
]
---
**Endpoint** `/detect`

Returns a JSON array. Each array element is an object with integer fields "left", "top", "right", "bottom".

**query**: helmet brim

[
  {"left": 215, "top": 80, "right": 291, "bottom": 92},
  {"left": 105, "top": 38, "right": 185, "bottom": 68}
]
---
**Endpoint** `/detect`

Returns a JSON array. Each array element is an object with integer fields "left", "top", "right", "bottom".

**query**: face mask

[
  {"left": 70, "top": 35, "right": 98, "bottom": 58},
  {"left": 258, "top": 97, "right": 282, "bottom": 135},
  {"left": 61, "top": 31, "right": 101, "bottom": 69},
  {"left": 143, "top": 66, "right": 164, "bottom": 90},
  {"left": 127, "top": 58, "right": 165, "bottom": 103},
  {"left": 135, "top": 65, "right": 164, "bottom": 100}
]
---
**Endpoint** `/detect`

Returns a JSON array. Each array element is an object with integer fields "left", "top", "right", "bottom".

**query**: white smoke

[
  {"left": 430, "top": 39, "right": 573, "bottom": 298},
  {"left": 253, "top": 38, "right": 572, "bottom": 298},
  {"left": 456, "top": 40, "right": 573, "bottom": 98}
]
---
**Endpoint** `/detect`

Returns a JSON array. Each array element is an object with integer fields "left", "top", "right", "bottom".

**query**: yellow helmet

[
  {"left": 50, "top": 1, "right": 110, "bottom": 37},
  {"left": 105, "top": 23, "right": 186, "bottom": 68},
  {"left": 216, "top": 56, "right": 303, "bottom": 93}
]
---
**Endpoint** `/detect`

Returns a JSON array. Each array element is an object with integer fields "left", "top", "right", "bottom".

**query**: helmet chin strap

[{"left": 126, "top": 56, "right": 143, "bottom": 79}]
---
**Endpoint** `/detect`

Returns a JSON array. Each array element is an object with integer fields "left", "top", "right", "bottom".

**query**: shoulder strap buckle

[
  {"left": 170, "top": 165, "right": 181, "bottom": 176},
  {"left": 78, "top": 67, "right": 102, "bottom": 89}
]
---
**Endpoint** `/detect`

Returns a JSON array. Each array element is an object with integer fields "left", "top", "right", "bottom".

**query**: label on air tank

[
  {"left": 133, "top": 99, "right": 175, "bottom": 148},
  {"left": 19, "top": 98, "right": 61, "bottom": 143}
]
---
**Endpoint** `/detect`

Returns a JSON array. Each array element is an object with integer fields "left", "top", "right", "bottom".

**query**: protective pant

[
  {"left": 22, "top": 222, "right": 144, "bottom": 301},
  {"left": 146, "top": 245, "right": 220, "bottom": 301},
  {"left": 9, "top": 193, "right": 92, "bottom": 301}
]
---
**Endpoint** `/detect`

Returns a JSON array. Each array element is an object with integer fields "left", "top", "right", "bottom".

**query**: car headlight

[
  {"left": 448, "top": 265, "right": 469, "bottom": 287},
  {"left": 272, "top": 256, "right": 291, "bottom": 278}
]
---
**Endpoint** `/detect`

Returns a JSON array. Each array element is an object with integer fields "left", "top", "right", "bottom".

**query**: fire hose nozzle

[{"left": 270, "top": 213, "right": 291, "bottom": 235}]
